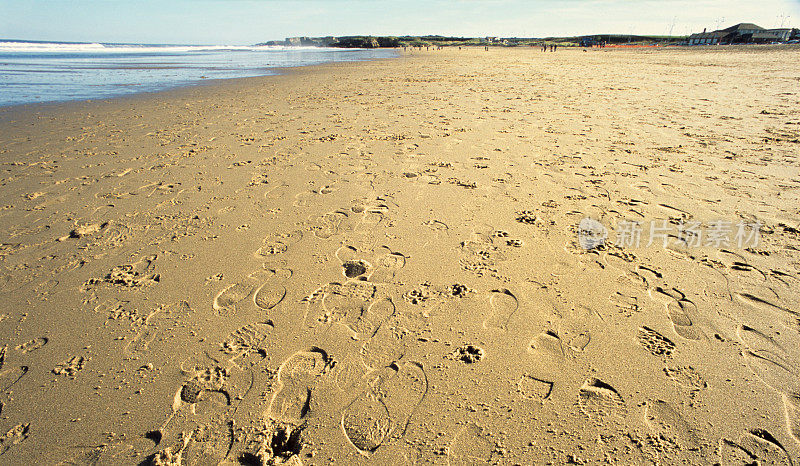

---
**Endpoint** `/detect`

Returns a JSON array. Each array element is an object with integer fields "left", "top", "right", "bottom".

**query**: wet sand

[{"left": 0, "top": 46, "right": 799, "bottom": 464}]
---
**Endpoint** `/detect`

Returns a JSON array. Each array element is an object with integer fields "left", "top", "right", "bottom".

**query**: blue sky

[{"left": 1, "top": 0, "right": 798, "bottom": 45}]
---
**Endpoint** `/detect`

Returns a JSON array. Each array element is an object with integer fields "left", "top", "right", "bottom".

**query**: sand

[{"left": 0, "top": 45, "right": 799, "bottom": 464}]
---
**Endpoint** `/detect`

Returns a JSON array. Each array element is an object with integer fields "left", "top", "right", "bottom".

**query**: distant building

[
  {"left": 688, "top": 30, "right": 724, "bottom": 45},
  {"left": 688, "top": 23, "right": 796, "bottom": 45},
  {"left": 752, "top": 28, "right": 793, "bottom": 43},
  {"left": 580, "top": 36, "right": 604, "bottom": 47}
]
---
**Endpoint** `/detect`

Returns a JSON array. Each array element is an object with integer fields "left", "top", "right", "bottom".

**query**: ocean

[{"left": 0, "top": 40, "right": 397, "bottom": 107}]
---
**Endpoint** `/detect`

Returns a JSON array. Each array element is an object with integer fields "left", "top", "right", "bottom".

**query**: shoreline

[
  {"left": 3, "top": 44, "right": 798, "bottom": 117},
  {"left": 0, "top": 55, "right": 401, "bottom": 118},
  {"left": 0, "top": 46, "right": 798, "bottom": 464},
  {"left": 0, "top": 48, "right": 400, "bottom": 113}
]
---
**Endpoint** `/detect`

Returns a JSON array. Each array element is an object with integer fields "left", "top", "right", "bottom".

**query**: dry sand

[{"left": 0, "top": 46, "right": 799, "bottom": 464}]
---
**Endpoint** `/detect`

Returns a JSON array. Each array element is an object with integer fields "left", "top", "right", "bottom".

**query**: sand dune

[{"left": 0, "top": 45, "right": 799, "bottom": 464}]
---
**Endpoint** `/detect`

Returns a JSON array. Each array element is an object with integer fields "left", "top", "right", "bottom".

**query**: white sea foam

[{"left": 0, "top": 41, "right": 328, "bottom": 54}]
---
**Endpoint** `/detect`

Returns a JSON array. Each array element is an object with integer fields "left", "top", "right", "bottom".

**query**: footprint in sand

[
  {"left": 517, "top": 375, "right": 554, "bottom": 401},
  {"left": 302, "top": 281, "right": 376, "bottom": 329},
  {"left": 567, "top": 331, "right": 591, "bottom": 353},
  {"left": 354, "top": 198, "right": 392, "bottom": 231},
  {"left": 459, "top": 227, "right": 509, "bottom": 275},
  {"left": 342, "top": 260, "right": 370, "bottom": 279},
  {"left": 64, "top": 436, "right": 156, "bottom": 465},
  {"left": 346, "top": 298, "right": 396, "bottom": 341},
  {"left": 342, "top": 361, "right": 427, "bottom": 456},
  {"left": 527, "top": 330, "right": 565, "bottom": 361},
  {"left": 615, "top": 267, "right": 648, "bottom": 291},
  {"left": 716, "top": 250, "right": 768, "bottom": 289},
  {"left": 0, "top": 347, "right": 28, "bottom": 391},
  {"left": 318, "top": 184, "right": 338, "bottom": 195},
  {"left": 293, "top": 190, "right": 316, "bottom": 207},
  {"left": 637, "top": 326, "right": 676, "bottom": 359},
  {"left": 719, "top": 429, "right": 793, "bottom": 465},
  {"left": 263, "top": 182, "right": 290, "bottom": 201},
  {"left": 125, "top": 301, "right": 191, "bottom": 357},
  {"left": 180, "top": 417, "right": 236, "bottom": 464},
  {"left": 311, "top": 209, "right": 351, "bottom": 239},
  {"left": 602, "top": 246, "right": 637, "bottom": 272},
  {"left": 644, "top": 400, "right": 701, "bottom": 454},
  {"left": 214, "top": 270, "right": 281, "bottom": 314},
  {"left": 253, "top": 268, "right": 290, "bottom": 312},
  {"left": 214, "top": 279, "right": 259, "bottom": 312},
  {"left": 52, "top": 355, "right": 87, "bottom": 378},
  {"left": 100, "top": 254, "right": 160, "bottom": 289},
  {"left": 335, "top": 245, "right": 373, "bottom": 280},
  {"left": 370, "top": 246, "right": 407, "bottom": 283},
  {"left": 14, "top": 337, "right": 48, "bottom": 354},
  {"left": 0, "top": 423, "right": 30, "bottom": 456},
  {"left": 784, "top": 396, "right": 800, "bottom": 446},
  {"left": 633, "top": 265, "right": 667, "bottom": 294},
  {"left": 219, "top": 321, "right": 273, "bottom": 365},
  {"left": 650, "top": 284, "right": 685, "bottom": 304},
  {"left": 360, "top": 318, "right": 414, "bottom": 371},
  {"left": 609, "top": 291, "right": 639, "bottom": 316},
  {"left": 766, "top": 270, "right": 800, "bottom": 301},
  {"left": 93, "top": 298, "right": 132, "bottom": 320},
  {"left": 663, "top": 366, "right": 707, "bottom": 392},
  {"left": 447, "top": 422, "right": 496, "bottom": 465},
  {"left": 153, "top": 352, "right": 253, "bottom": 465},
  {"left": 342, "top": 390, "right": 390, "bottom": 454},
  {"left": 233, "top": 419, "right": 306, "bottom": 465},
  {"left": 336, "top": 244, "right": 407, "bottom": 283},
  {"left": 334, "top": 356, "right": 368, "bottom": 393},
  {"left": 424, "top": 219, "right": 449, "bottom": 238},
  {"left": 269, "top": 348, "right": 332, "bottom": 424},
  {"left": 255, "top": 230, "right": 303, "bottom": 257},
  {"left": 736, "top": 325, "right": 800, "bottom": 396},
  {"left": 124, "top": 304, "right": 169, "bottom": 357},
  {"left": 450, "top": 345, "right": 485, "bottom": 364},
  {"left": 483, "top": 288, "right": 518, "bottom": 332},
  {"left": 125, "top": 324, "right": 160, "bottom": 357},
  {"left": 737, "top": 324, "right": 800, "bottom": 444},
  {"left": 319, "top": 285, "right": 369, "bottom": 328},
  {"left": 666, "top": 298, "right": 703, "bottom": 341},
  {"left": 578, "top": 378, "right": 626, "bottom": 420},
  {"left": 736, "top": 292, "right": 797, "bottom": 328}
]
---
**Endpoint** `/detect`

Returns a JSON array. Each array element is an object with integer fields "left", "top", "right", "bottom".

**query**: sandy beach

[{"left": 0, "top": 45, "right": 799, "bottom": 464}]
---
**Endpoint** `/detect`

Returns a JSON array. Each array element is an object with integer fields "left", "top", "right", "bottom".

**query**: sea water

[{"left": 0, "top": 41, "right": 397, "bottom": 107}]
